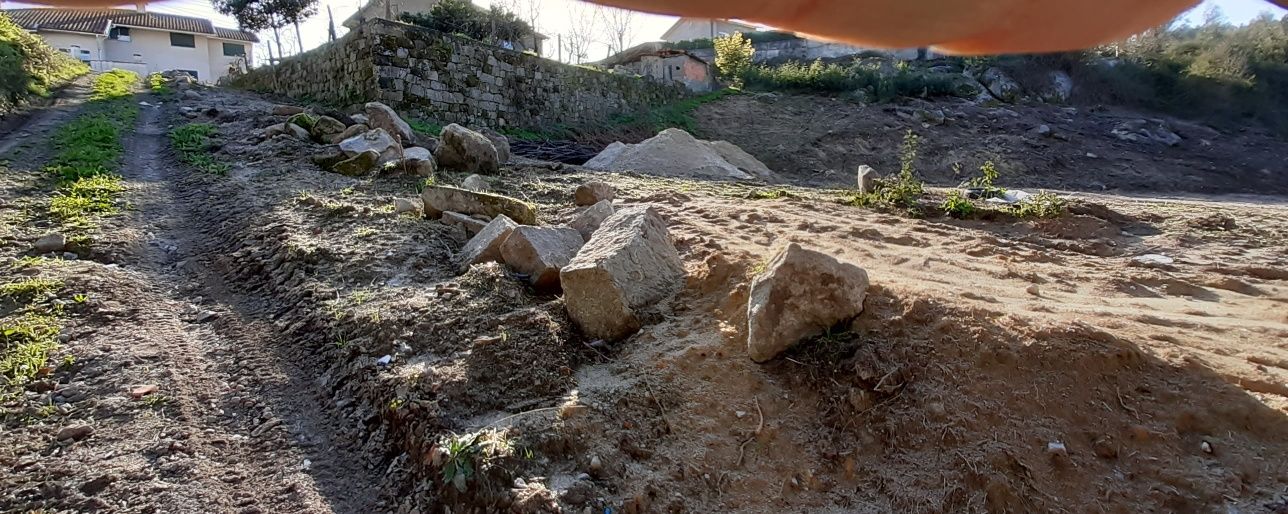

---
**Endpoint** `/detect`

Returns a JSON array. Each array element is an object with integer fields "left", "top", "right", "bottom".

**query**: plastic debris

[
  {"left": 376, "top": 355, "right": 393, "bottom": 366},
  {"left": 984, "top": 189, "right": 1034, "bottom": 205},
  {"left": 1132, "top": 254, "right": 1174, "bottom": 266}
]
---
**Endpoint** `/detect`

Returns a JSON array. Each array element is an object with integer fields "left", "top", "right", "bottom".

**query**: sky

[{"left": 5, "top": 0, "right": 1286, "bottom": 62}]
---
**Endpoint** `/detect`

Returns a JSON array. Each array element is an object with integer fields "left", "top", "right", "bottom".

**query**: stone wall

[
  {"left": 230, "top": 29, "right": 377, "bottom": 107},
  {"left": 231, "top": 20, "right": 688, "bottom": 131}
]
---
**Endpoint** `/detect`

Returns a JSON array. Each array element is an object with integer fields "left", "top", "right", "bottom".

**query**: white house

[
  {"left": 659, "top": 18, "right": 760, "bottom": 43},
  {"left": 3, "top": 7, "right": 257, "bottom": 83}
]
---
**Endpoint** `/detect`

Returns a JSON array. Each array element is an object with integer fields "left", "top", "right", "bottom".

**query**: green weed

[
  {"left": 438, "top": 430, "right": 515, "bottom": 492},
  {"left": 747, "top": 188, "right": 789, "bottom": 200},
  {"left": 407, "top": 119, "right": 443, "bottom": 135},
  {"left": 964, "top": 160, "right": 1004, "bottom": 199},
  {"left": 940, "top": 190, "right": 976, "bottom": 218},
  {"left": 169, "top": 123, "right": 228, "bottom": 175},
  {"left": 49, "top": 174, "right": 124, "bottom": 225},
  {"left": 844, "top": 131, "right": 925, "bottom": 215},
  {"left": 0, "top": 312, "right": 60, "bottom": 395},
  {"left": 146, "top": 72, "right": 170, "bottom": 94},
  {"left": 91, "top": 69, "right": 138, "bottom": 100},
  {"left": 1010, "top": 191, "right": 1067, "bottom": 218},
  {"left": 0, "top": 277, "right": 62, "bottom": 304}
]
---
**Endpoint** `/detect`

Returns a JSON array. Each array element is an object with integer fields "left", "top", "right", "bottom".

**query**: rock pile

[
  {"left": 265, "top": 102, "right": 507, "bottom": 178},
  {"left": 585, "top": 129, "right": 778, "bottom": 182},
  {"left": 444, "top": 181, "right": 686, "bottom": 339}
]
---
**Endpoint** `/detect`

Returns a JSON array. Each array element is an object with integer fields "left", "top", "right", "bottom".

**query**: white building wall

[
  {"left": 206, "top": 39, "right": 252, "bottom": 82},
  {"left": 40, "top": 32, "right": 102, "bottom": 61},
  {"left": 112, "top": 28, "right": 213, "bottom": 80}
]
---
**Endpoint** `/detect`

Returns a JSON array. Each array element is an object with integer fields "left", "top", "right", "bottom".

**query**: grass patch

[
  {"left": 408, "top": 118, "right": 443, "bottom": 135},
  {"left": 747, "top": 188, "right": 790, "bottom": 200},
  {"left": 169, "top": 123, "right": 228, "bottom": 175},
  {"left": 743, "top": 59, "right": 976, "bottom": 100},
  {"left": 42, "top": 73, "right": 139, "bottom": 227},
  {"left": 90, "top": 69, "right": 138, "bottom": 100},
  {"left": 607, "top": 88, "right": 738, "bottom": 136},
  {"left": 49, "top": 174, "right": 124, "bottom": 225},
  {"left": 0, "top": 277, "right": 62, "bottom": 305},
  {"left": 0, "top": 312, "right": 60, "bottom": 396}
]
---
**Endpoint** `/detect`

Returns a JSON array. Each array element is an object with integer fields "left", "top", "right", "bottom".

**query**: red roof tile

[{"left": 3, "top": 8, "right": 257, "bottom": 42}]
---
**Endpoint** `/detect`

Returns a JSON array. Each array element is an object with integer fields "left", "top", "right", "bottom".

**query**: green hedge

[
  {"left": 667, "top": 31, "right": 800, "bottom": 51},
  {"left": 0, "top": 12, "right": 89, "bottom": 114},
  {"left": 742, "top": 59, "right": 977, "bottom": 101}
]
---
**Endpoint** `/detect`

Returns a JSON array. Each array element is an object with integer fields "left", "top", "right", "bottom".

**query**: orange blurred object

[
  {"left": 19, "top": 0, "right": 1213, "bottom": 54},
  {"left": 589, "top": 0, "right": 1201, "bottom": 55}
]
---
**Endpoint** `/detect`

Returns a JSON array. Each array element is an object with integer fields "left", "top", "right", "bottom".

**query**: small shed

[{"left": 600, "top": 42, "right": 717, "bottom": 93}]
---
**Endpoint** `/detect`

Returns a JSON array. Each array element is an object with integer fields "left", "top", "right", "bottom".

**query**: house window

[
  {"left": 109, "top": 27, "right": 130, "bottom": 40},
  {"left": 222, "top": 43, "right": 246, "bottom": 57},
  {"left": 169, "top": 33, "right": 196, "bottom": 48}
]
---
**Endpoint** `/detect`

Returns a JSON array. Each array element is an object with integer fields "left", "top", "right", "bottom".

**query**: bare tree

[
  {"left": 497, "top": 0, "right": 541, "bottom": 33},
  {"left": 562, "top": 1, "right": 597, "bottom": 63},
  {"left": 598, "top": 5, "right": 635, "bottom": 54}
]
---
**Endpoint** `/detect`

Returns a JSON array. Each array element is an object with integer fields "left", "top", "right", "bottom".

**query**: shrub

[
  {"left": 940, "top": 190, "right": 975, "bottom": 218},
  {"left": 1010, "top": 191, "right": 1067, "bottom": 218},
  {"left": 846, "top": 130, "right": 925, "bottom": 214},
  {"left": 0, "top": 12, "right": 89, "bottom": 112},
  {"left": 743, "top": 58, "right": 973, "bottom": 100},
  {"left": 963, "top": 160, "right": 1005, "bottom": 198},
  {"left": 713, "top": 32, "right": 755, "bottom": 86},
  {"left": 398, "top": 0, "right": 533, "bottom": 47}
]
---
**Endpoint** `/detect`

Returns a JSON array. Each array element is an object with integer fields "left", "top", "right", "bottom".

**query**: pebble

[{"left": 56, "top": 425, "right": 94, "bottom": 441}]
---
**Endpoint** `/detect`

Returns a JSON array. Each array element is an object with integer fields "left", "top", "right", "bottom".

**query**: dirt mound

[{"left": 585, "top": 128, "right": 778, "bottom": 182}]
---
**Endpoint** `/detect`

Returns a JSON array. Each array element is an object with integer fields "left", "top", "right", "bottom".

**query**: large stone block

[
  {"left": 455, "top": 215, "right": 517, "bottom": 272},
  {"left": 746, "top": 243, "right": 869, "bottom": 363},
  {"left": 560, "top": 205, "right": 683, "bottom": 341},
  {"left": 434, "top": 123, "right": 499, "bottom": 174},
  {"left": 420, "top": 185, "right": 536, "bottom": 225},
  {"left": 500, "top": 226, "right": 584, "bottom": 289}
]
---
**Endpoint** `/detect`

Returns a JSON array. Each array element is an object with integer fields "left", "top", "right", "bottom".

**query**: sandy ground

[{"left": 1, "top": 81, "right": 1286, "bottom": 513}]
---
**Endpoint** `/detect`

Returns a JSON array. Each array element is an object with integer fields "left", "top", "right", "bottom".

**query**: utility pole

[
  {"left": 384, "top": 0, "right": 391, "bottom": 20},
  {"left": 557, "top": 33, "right": 562, "bottom": 62},
  {"left": 327, "top": 5, "right": 337, "bottom": 42}
]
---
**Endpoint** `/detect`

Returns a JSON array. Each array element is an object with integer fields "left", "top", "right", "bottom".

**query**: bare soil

[
  {"left": 693, "top": 92, "right": 1288, "bottom": 196},
  {"left": 2, "top": 82, "right": 1286, "bottom": 513}
]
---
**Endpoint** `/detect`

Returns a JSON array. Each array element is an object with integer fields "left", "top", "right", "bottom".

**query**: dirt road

[{"left": 2, "top": 85, "right": 382, "bottom": 512}]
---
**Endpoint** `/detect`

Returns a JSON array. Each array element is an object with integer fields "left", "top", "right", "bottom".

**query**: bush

[
  {"left": 1010, "top": 191, "right": 1067, "bottom": 218},
  {"left": 743, "top": 58, "right": 973, "bottom": 100},
  {"left": 668, "top": 31, "right": 799, "bottom": 51},
  {"left": 398, "top": 0, "right": 533, "bottom": 47},
  {"left": 713, "top": 32, "right": 754, "bottom": 86},
  {"left": 91, "top": 69, "right": 139, "bottom": 100},
  {"left": 0, "top": 12, "right": 89, "bottom": 112},
  {"left": 940, "top": 190, "right": 975, "bottom": 218},
  {"left": 846, "top": 130, "right": 925, "bottom": 214}
]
